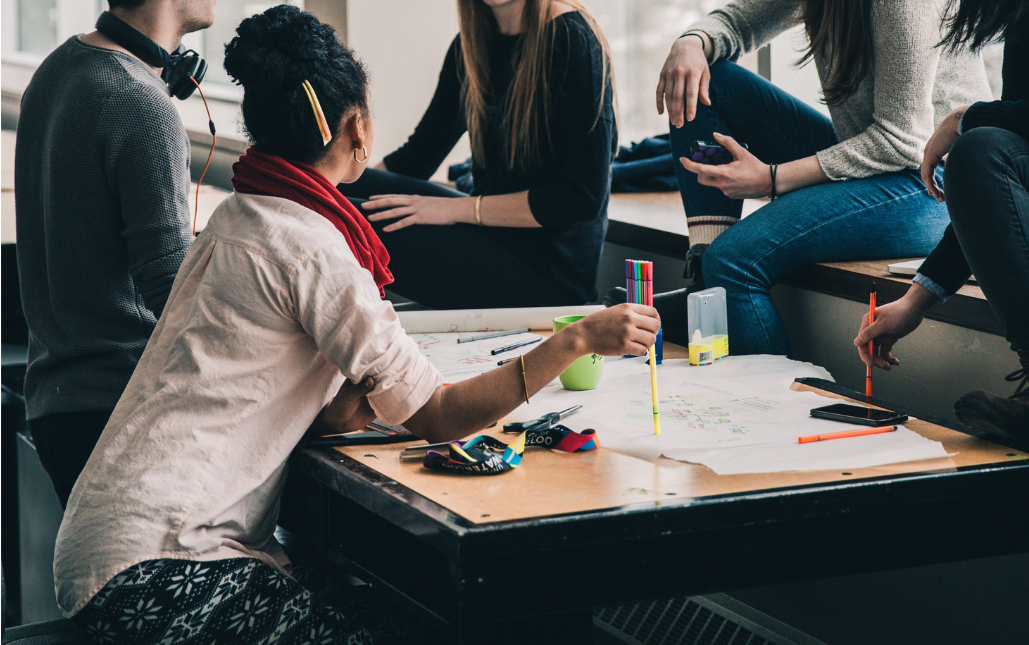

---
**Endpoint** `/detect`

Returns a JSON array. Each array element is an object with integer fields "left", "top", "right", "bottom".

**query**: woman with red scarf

[{"left": 52, "top": 7, "right": 658, "bottom": 644}]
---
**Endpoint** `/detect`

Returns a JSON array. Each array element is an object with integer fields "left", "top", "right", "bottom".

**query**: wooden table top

[{"left": 333, "top": 341, "right": 1026, "bottom": 525}]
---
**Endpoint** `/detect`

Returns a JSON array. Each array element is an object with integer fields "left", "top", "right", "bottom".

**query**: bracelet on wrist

[
  {"left": 769, "top": 164, "right": 778, "bottom": 200},
  {"left": 678, "top": 32, "right": 705, "bottom": 48}
]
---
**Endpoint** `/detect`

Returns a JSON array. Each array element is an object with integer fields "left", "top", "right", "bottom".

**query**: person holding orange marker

[{"left": 855, "top": 0, "right": 1028, "bottom": 440}]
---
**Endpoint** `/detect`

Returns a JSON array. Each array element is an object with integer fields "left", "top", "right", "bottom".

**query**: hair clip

[{"left": 301, "top": 79, "right": 332, "bottom": 146}]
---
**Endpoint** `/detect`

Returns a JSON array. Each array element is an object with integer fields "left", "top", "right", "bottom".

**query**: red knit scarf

[{"left": 232, "top": 147, "right": 393, "bottom": 296}]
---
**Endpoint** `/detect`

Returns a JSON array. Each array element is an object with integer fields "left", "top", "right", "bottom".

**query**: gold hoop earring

[{"left": 354, "top": 146, "right": 368, "bottom": 163}]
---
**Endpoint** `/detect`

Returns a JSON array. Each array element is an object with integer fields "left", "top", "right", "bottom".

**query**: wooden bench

[{"left": 605, "top": 192, "right": 1000, "bottom": 336}]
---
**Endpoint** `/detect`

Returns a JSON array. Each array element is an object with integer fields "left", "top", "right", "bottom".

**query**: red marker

[{"left": 866, "top": 281, "right": 876, "bottom": 400}]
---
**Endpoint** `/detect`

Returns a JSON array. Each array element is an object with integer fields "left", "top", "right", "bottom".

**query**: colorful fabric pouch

[
  {"left": 423, "top": 433, "right": 526, "bottom": 475},
  {"left": 422, "top": 425, "right": 598, "bottom": 475}
]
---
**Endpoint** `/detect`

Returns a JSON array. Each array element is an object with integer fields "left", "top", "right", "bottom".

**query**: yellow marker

[{"left": 648, "top": 345, "right": 660, "bottom": 434}]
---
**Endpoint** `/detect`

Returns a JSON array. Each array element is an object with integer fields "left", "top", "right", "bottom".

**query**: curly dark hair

[{"left": 223, "top": 5, "right": 369, "bottom": 165}]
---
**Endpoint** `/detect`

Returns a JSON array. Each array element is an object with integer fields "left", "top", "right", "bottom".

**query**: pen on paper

[{"left": 490, "top": 337, "right": 542, "bottom": 356}]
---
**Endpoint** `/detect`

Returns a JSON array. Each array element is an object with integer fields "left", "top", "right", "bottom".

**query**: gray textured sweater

[
  {"left": 689, "top": 0, "right": 992, "bottom": 180},
  {"left": 15, "top": 37, "right": 192, "bottom": 420}
]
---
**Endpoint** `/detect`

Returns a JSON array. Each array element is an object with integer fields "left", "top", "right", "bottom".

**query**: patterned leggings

[{"left": 71, "top": 558, "right": 408, "bottom": 644}]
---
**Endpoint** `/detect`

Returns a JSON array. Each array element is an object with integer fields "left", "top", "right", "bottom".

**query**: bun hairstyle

[{"left": 223, "top": 5, "right": 369, "bottom": 165}]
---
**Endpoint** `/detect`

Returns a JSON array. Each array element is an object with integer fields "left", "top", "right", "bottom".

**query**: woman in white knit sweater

[{"left": 641, "top": 0, "right": 991, "bottom": 355}]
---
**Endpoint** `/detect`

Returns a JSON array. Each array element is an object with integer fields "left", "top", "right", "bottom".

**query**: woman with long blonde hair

[{"left": 345, "top": 0, "right": 616, "bottom": 309}]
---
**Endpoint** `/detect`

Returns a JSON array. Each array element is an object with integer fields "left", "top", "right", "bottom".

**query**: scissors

[
  {"left": 502, "top": 405, "right": 582, "bottom": 434},
  {"left": 300, "top": 420, "right": 417, "bottom": 447}
]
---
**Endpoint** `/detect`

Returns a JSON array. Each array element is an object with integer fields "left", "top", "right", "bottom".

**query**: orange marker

[
  {"left": 865, "top": 281, "right": 876, "bottom": 400},
  {"left": 798, "top": 424, "right": 897, "bottom": 444}
]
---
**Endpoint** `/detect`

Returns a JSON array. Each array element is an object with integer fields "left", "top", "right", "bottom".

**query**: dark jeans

[
  {"left": 945, "top": 127, "right": 1029, "bottom": 352},
  {"left": 29, "top": 410, "right": 111, "bottom": 508},
  {"left": 342, "top": 168, "right": 581, "bottom": 309},
  {"left": 669, "top": 61, "right": 951, "bottom": 355},
  {"left": 669, "top": 61, "right": 839, "bottom": 219}
]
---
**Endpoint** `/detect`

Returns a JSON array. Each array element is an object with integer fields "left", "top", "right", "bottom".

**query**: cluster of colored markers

[{"left": 625, "top": 259, "right": 661, "bottom": 435}]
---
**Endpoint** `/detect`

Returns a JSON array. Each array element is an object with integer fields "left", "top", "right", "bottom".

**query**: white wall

[
  {"left": 768, "top": 25, "right": 828, "bottom": 117},
  {"left": 346, "top": 0, "right": 470, "bottom": 169}
]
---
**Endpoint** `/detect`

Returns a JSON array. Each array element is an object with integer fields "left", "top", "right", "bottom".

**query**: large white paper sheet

[
  {"left": 410, "top": 331, "right": 544, "bottom": 382},
  {"left": 461, "top": 355, "right": 949, "bottom": 474},
  {"left": 659, "top": 426, "right": 950, "bottom": 475}
]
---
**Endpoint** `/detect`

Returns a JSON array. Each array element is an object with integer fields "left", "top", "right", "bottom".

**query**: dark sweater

[
  {"left": 383, "top": 12, "right": 616, "bottom": 302},
  {"left": 915, "top": 15, "right": 1028, "bottom": 298},
  {"left": 15, "top": 37, "right": 193, "bottom": 420}
]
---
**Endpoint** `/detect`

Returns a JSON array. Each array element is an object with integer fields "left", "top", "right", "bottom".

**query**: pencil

[
  {"left": 866, "top": 281, "right": 876, "bottom": 400},
  {"left": 648, "top": 346, "right": 661, "bottom": 434},
  {"left": 490, "top": 336, "right": 542, "bottom": 355},
  {"left": 798, "top": 424, "right": 897, "bottom": 444}
]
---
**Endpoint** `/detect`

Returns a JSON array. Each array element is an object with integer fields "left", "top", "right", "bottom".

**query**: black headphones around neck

[{"left": 95, "top": 11, "right": 208, "bottom": 100}]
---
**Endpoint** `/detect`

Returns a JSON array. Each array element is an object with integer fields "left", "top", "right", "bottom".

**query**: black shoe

[
  {"left": 602, "top": 284, "right": 700, "bottom": 346},
  {"left": 602, "top": 286, "right": 627, "bottom": 308},
  {"left": 683, "top": 243, "right": 709, "bottom": 289},
  {"left": 954, "top": 349, "right": 1029, "bottom": 441}
]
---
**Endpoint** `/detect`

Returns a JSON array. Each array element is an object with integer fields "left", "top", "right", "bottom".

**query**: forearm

[
  {"left": 450, "top": 191, "right": 541, "bottom": 228},
  {"left": 775, "top": 155, "right": 830, "bottom": 195},
  {"left": 900, "top": 281, "right": 940, "bottom": 314},
  {"left": 403, "top": 328, "right": 585, "bottom": 443}
]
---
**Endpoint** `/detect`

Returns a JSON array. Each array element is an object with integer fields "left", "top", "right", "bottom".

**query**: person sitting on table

[
  {"left": 52, "top": 7, "right": 659, "bottom": 643},
  {"left": 608, "top": 0, "right": 992, "bottom": 354},
  {"left": 855, "top": 0, "right": 1028, "bottom": 439},
  {"left": 14, "top": 0, "right": 213, "bottom": 507},
  {"left": 343, "top": 0, "right": 616, "bottom": 310}
]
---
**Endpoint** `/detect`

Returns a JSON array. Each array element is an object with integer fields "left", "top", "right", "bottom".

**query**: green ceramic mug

[{"left": 553, "top": 315, "right": 604, "bottom": 391}]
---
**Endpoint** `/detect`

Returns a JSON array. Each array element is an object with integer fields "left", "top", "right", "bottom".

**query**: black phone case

[
  {"left": 809, "top": 410, "right": 909, "bottom": 427},
  {"left": 685, "top": 140, "right": 747, "bottom": 165}
]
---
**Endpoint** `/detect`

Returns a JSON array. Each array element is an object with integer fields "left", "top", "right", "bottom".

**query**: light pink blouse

[{"left": 54, "top": 192, "right": 442, "bottom": 616}]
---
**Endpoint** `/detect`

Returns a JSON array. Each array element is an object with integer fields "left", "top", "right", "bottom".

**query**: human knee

[
  {"left": 701, "top": 234, "right": 745, "bottom": 287},
  {"left": 945, "top": 127, "right": 1023, "bottom": 187},
  {"left": 707, "top": 60, "right": 758, "bottom": 97},
  {"left": 945, "top": 127, "right": 1027, "bottom": 224}
]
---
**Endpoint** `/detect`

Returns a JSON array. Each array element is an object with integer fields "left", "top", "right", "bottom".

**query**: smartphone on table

[
  {"left": 685, "top": 140, "right": 749, "bottom": 165},
  {"left": 810, "top": 403, "right": 908, "bottom": 427}
]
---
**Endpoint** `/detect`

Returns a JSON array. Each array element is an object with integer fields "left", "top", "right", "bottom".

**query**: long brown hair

[
  {"left": 798, "top": 0, "right": 873, "bottom": 106},
  {"left": 457, "top": 0, "right": 613, "bottom": 169}
]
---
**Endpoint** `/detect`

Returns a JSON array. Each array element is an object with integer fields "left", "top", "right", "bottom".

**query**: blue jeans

[{"left": 669, "top": 61, "right": 950, "bottom": 356}]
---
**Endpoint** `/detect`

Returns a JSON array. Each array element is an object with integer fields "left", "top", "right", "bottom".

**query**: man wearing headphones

[{"left": 15, "top": 0, "right": 215, "bottom": 507}]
